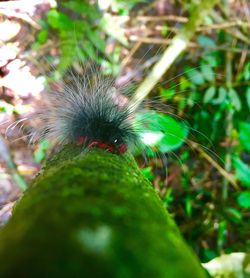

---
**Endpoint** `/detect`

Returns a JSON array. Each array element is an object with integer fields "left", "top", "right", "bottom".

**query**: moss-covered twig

[{"left": 0, "top": 145, "right": 207, "bottom": 277}]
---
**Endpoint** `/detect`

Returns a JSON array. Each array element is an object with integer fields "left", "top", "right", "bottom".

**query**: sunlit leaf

[
  {"left": 161, "top": 25, "right": 169, "bottom": 36},
  {"left": 86, "top": 29, "right": 106, "bottom": 54},
  {"left": 136, "top": 111, "right": 189, "bottom": 153},
  {"left": 201, "top": 64, "right": 215, "bottom": 82},
  {"left": 185, "top": 195, "right": 192, "bottom": 217},
  {"left": 243, "top": 62, "right": 250, "bottom": 81},
  {"left": 160, "top": 88, "right": 175, "bottom": 100},
  {"left": 47, "top": 10, "right": 73, "bottom": 30},
  {"left": 0, "top": 101, "right": 14, "bottom": 114},
  {"left": 239, "top": 122, "right": 250, "bottom": 152},
  {"left": 233, "top": 157, "right": 250, "bottom": 187},
  {"left": 34, "top": 140, "right": 49, "bottom": 163},
  {"left": 237, "top": 191, "right": 250, "bottom": 209},
  {"left": 63, "top": 2, "right": 99, "bottom": 20},
  {"left": 203, "top": 52, "right": 219, "bottom": 68},
  {"left": 37, "top": 30, "right": 48, "bottom": 44},
  {"left": 212, "top": 87, "right": 227, "bottom": 105},
  {"left": 141, "top": 167, "right": 155, "bottom": 181},
  {"left": 13, "top": 173, "right": 27, "bottom": 191},
  {"left": 179, "top": 76, "right": 192, "bottom": 90},
  {"left": 81, "top": 40, "right": 99, "bottom": 62},
  {"left": 163, "top": 187, "right": 174, "bottom": 207},
  {"left": 109, "top": 0, "right": 147, "bottom": 15},
  {"left": 228, "top": 88, "right": 241, "bottom": 111},
  {"left": 197, "top": 35, "right": 216, "bottom": 47},
  {"left": 217, "top": 221, "right": 227, "bottom": 249},
  {"left": 186, "top": 68, "right": 205, "bottom": 85},
  {"left": 225, "top": 207, "right": 242, "bottom": 223},
  {"left": 204, "top": 86, "right": 216, "bottom": 103},
  {"left": 246, "top": 87, "right": 250, "bottom": 109}
]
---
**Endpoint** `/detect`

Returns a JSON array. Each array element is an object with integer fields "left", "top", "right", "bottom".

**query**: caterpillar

[
  {"left": 28, "top": 65, "right": 142, "bottom": 155},
  {"left": 5, "top": 59, "right": 190, "bottom": 164}
]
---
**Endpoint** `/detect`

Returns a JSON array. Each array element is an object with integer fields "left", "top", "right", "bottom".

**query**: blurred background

[{"left": 0, "top": 0, "right": 249, "bottom": 263}]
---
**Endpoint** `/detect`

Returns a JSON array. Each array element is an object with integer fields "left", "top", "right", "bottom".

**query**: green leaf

[
  {"left": 34, "top": 140, "right": 49, "bottom": 163},
  {"left": 233, "top": 157, "right": 250, "bottom": 187},
  {"left": 141, "top": 167, "right": 155, "bottom": 181},
  {"left": 160, "top": 88, "right": 175, "bottom": 100},
  {"left": 237, "top": 191, "right": 250, "bottom": 208},
  {"left": 47, "top": 9, "right": 60, "bottom": 28},
  {"left": 81, "top": 40, "right": 98, "bottom": 62},
  {"left": 186, "top": 91, "right": 199, "bottom": 107},
  {"left": 47, "top": 9, "right": 72, "bottom": 30},
  {"left": 201, "top": 64, "right": 215, "bottom": 82},
  {"left": 86, "top": 29, "right": 106, "bottom": 54},
  {"left": 161, "top": 25, "right": 169, "bottom": 37},
  {"left": 163, "top": 187, "right": 174, "bottom": 207},
  {"left": 13, "top": 173, "right": 27, "bottom": 191},
  {"left": 203, "top": 249, "right": 217, "bottom": 262},
  {"left": 243, "top": 62, "right": 250, "bottom": 81},
  {"left": 136, "top": 111, "right": 189, "bottom": 153},
  {"left": 228, "top": 88, "right": 241, "bottom": 111},
  {"left": 225, "top": 207, "right": 242, "bottom": 223},
  {"left": 197, "top": 35, "right": 216, "bottom": 47},
  {"left": 179, "top": 76, "right": 192, "bottom": 90},
  {"left": 239, "top": 122, "right": 250, "bottom": 152},
  {"left": 186, "top": 68, "right": 205, "bottom": 85},
  {"left": 203, "top": 53, "right": 219, "bottom": 68},
  {"left": 212, "top": 87, "right": 227, "bottom": 105},
  {"left": 217, "top": 221, "right": 227, "bottom": 249},
  {"left": 37, "top": 30, "right": 48, "bottom": 44},
  {"left": 246, "top": 87, "right": 250, "bottom": 109},
  {"left": 0, "top": 101, "right": 14, "bottom": 114},
  {"left": 63, "top": 2, "right": 99, "bottom": 20},
  {"left": 185, "top": 195, "right": 192, "bottom": 217},
  {"left": 203, "top": 86, "right": 216, "bottom": 103},
  {"left": 109, "top": 0, "right": 146, "bottom": 14}
]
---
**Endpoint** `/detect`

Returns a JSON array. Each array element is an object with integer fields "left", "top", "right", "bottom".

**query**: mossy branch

[{"left": 0, "top": 145, "right": 207, "bottom": 277}]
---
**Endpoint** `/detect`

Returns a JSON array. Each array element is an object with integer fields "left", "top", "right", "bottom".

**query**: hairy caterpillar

[
  {"left": 4, "top": 57, "right": 224, "bottom": 195},
  {"left": 5, "top": 60, "right": 191, "bottom": 165},
  {"left": 12, "top": 64, "right": 144, "bottom": 155},
  {"left": 4, "top": 49, "right": 197, "bottom": 166},
  {"left": 36, "top": 67, "right": 142, "bottom": 154}
]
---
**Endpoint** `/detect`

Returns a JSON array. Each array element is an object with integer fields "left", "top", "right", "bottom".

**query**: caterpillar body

[
  {"left": 5, "top": 62, "right": 190, "bottom": 165},
  {"left": 33, "top": 66, "right": 141, "bottom": 155}
]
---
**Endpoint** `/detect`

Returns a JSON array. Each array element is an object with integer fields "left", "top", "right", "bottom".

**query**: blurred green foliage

[{"left": 35, "top": 1, "right": 106, "bottom": 70}]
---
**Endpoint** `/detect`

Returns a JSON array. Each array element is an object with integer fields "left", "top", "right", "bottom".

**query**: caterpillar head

[
  {"left": 71, "top": 93, "right": 137, "bottom": 154},
  {"left": 41, "top": 79, "right": 140, "bottom": 155}
]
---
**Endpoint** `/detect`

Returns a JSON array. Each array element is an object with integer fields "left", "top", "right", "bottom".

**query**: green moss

[{"left": 0, "top": 145, "right": 207, "bottom": 277}]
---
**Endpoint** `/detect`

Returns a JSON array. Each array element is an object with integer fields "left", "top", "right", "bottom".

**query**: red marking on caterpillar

[
  {"left": 77, "top": 136, "right": 128, "bottom": 154},
  {"left": 76, "top": 136, "right": 87, "bottom": 145},
  {"left": 117, "top": 143, "right": 128, "bottom": 154}
]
